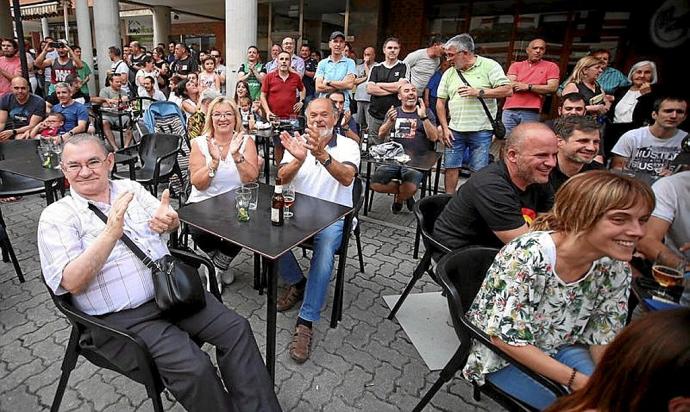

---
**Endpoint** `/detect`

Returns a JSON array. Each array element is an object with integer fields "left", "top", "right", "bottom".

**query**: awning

[{"left": 14, "top": 0, "right": 65, "bottom": 21}]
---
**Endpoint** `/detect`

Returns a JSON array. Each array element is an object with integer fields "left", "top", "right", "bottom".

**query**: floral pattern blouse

[{"left": 461, "top": 231, "right": 631, "bottom": 385}]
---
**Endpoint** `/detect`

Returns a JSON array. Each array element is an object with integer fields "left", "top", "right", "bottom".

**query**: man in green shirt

[
  {"left": 73, "top": 46, "right": 92, "bottom": 95},
  {"left": 436, "top": 33, "right": 512, "bottom": 194}
]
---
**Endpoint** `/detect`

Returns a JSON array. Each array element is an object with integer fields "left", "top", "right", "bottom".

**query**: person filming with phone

[{"left": 34, "top": 39, "right": 84, "bottom": 95}]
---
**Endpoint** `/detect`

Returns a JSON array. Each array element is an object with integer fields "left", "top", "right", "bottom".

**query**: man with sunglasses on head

[
  {"left": 436, "top": 33, "right": 512, "bottom": 194},
  {"left": 38, "top": 133, "right": 281, "bottom": 412}
]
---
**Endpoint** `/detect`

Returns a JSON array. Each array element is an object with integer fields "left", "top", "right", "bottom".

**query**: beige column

[
  {"left": 152, "top": 5, "right": 171, "bottom": 47},
  {"left": 75, "top": 0, "right": 96, "bottom": 93},
  {"left": 93, "top": 0, "right": 121, "bottom": 89},
  {"left": 41, "top": 17, "right": 50, "bottom": 39},
  {"left": 225, "top": 0, "right": 257, "bottom": 96}
]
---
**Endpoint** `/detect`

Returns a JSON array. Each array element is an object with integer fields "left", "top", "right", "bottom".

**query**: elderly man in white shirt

[
  {"left": 38, "top": 133, "right": 280, "bottom": 412},
  {"left": 276, "top": 98, "right": 360, "bottom": 364}
]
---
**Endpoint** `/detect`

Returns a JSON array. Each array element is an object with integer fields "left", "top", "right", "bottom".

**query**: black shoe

[
  {"left": 405, "top": 196, "right": 416, "bottom": 211},
  {"left": 391, "top": 201, "right": 403, "bottom": 214}
]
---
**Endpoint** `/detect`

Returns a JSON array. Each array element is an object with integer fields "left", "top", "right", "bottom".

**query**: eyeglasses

[
  {"left": 62, "top": 158, "right": 107, "bottom": 174},
  {"left": 211, "top": 112, "right": 235, "bottom": 118}
]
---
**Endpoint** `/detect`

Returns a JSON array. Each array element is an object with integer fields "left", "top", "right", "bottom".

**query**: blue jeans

[
  {"left": 485, "top": 344, "right": 595, "bottom": 410},
  {"left": 443, "top": 129, "right": 493, "bottom": 171},
  {"left": 501, "top": 109, "right": 541, "bottom": 136},
  {"left": 278, "top": 219, "right": 344, "bottom": 322}
]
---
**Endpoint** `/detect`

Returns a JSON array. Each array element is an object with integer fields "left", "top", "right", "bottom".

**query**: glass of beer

[
  {"left": 282, "top": 183, "right": 295, "bottom": 219},
  {"left": 651, "top": 250, "right": 686, "bottom": 301}
]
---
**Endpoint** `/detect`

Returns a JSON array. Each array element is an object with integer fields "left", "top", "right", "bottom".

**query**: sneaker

[
  {"left": 220, "top": 267, "right": 235, "bottom": 285},
  {"left": 277, "top": 284, "right": 305, "bottom": 312},
  {"left": 289, "top": 324, "right": 313, "bottom": 363},
  {"left": 405, "top": 196, "right": 416, "bottom": 211}
]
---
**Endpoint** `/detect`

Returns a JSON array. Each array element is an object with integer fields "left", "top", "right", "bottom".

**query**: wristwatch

[
  {"left": 320, "top": 153, "right": 333, "bottom": 167},
  {"left": 478, "top": 89, "right": 485, "bottom": 98},
  {"left": 11, "top": 129, "right": 17, "bottom": 137},
  {"left": 326, "top": 80, "right": 331, "bottom": 87},
  {"left": 420, "top": 116, "right": 428, "bottom": 121},
  {"left": 208, "top": 162, "right": 216, "bottom": 177},
  {"left": 528, "top": 84, "right": 533, "bottom": 91},
  {"left": 234, "top": 154, "right": 245, "bottom": 164}
]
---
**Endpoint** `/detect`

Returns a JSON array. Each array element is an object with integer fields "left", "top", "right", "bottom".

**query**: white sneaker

[{"left": 221, "top": 267, "right": 235, "bottom": 285}]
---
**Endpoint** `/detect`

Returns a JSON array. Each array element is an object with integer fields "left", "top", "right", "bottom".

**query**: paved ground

[{"left": 0, "top": 183, "right": 499, "bottom": 411}]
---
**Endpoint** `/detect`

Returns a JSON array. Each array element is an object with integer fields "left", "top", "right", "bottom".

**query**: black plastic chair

[
  {"left": 112, "top": 133, "right": 183, "bottom": 195},
  {"left": 0, "top": 140, "right": 56, "bottom": 200},
  {"left": 47, "top": 248, "right": 220, "bottom": 412},
  {"left": 299, "top": 177, "right": 364, "bottom": 328},
  {"left": 0, "top": 206, "right": 24, "bottom": 282},
  {"left": 387, "top": 194, "right": 452, "bottom": 320},
  {"left": 413, "top": 247, "right": 567, "bottom": 412}
]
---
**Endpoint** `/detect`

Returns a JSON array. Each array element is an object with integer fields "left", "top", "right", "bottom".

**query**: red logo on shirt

[{"left": 522, "top": 207, "right": 537, "bottom": 226}]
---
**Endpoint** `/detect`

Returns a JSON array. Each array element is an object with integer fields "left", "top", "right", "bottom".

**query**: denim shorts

[
  {"left": 443, "top": 129, "right": 493, "bottom": 172},
  {"left": 371, "top": 164, "right": 424, "bottom": 186}
]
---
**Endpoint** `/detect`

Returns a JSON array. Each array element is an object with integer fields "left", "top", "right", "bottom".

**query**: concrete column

[
  {"left": 152, "top": 5, "right": 171, "bottom": 47},
  {"left": 93, "top": 0, "right": 121, "bottom": 89},
  {"left": 0, "top": 1, "right": 12, "bottom": 38},
  {"left": 225, "top": 0, "right": 257, "bottom": 96},
  {"left": 75, "top": 0, "right": 96, "bottom": 93},
  {"left": 41, "top": 17, "right": 50, "bottom": 39},
  {"left": 62, "top": 0, "right": 70, "bottom": 43}
]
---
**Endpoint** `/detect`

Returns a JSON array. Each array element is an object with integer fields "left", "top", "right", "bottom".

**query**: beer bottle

[{"left": 271, "top": 177, "right": 284, "bottom": 226}]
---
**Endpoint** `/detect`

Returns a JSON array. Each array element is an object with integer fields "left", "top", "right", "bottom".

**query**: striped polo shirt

[{"left": 437, "top": 55, "right": 510, "bottom": 132}]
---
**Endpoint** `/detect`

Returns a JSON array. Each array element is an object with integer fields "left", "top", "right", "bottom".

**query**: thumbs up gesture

[{"left": 149, "top": 189, "right": 179, "bottom": 234}]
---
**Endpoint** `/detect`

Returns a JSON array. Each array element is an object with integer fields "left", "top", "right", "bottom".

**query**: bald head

[
  {"left": 505, "top": 122, "right": 556, "bottom": 153},
  {"left": 10, "top": 76, "right": 30, "bottom": 101}
]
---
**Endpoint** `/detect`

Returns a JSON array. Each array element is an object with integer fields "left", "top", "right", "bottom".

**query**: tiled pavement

[{"left": 0, "top": 188, "right": 500, "bottom": 411}]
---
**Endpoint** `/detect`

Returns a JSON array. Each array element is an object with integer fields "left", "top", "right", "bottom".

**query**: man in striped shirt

[{"left": 436, "top": 33, "right": 512, "bottom": 194}]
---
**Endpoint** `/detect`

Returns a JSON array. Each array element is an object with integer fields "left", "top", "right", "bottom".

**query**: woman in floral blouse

[{"left": 462, "top": 170, "right": 655, "bottom": 410}]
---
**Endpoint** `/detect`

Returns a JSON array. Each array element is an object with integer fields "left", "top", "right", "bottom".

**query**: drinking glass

[
  {"left": 235, "top": 187, "right": 251, "bottom": 222},
  {"left": 282, "top": 183, "right": 295, "bottom": 219},
  {"left": 242, "top": 182, "right": 259, "bottom": 210},
  {"left": 651, "top": 250, "right": 686, "bottom": 301},
  {"left": 51, "top": 142, "right": 63, "bottom": 170}
]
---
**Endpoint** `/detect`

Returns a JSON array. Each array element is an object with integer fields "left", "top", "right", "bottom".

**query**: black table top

[
  {"left": 179, "top": 183, "right": 352, "bottom": 260},
  {"left": 0, "top": 158, "right": 64, "bottom": 182},
  {"left": 362, "top": 150, "right": 442, "bottom": 171}
]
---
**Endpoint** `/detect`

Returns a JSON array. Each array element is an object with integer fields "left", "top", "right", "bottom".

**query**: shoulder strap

[
  {"left": 87, "top": 203, "right": 158, "bottom": 270},
  {"left": 455, "top": 68, "right": 497, "bottom": 123}
]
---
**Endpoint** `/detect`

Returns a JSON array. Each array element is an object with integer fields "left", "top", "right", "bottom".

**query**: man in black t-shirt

[
  {"left": 373, "top": 83, "right": 439, "bottom": 213},
  {"left": 366, "top": 37, "right": 410, "bottom": 145},
  {"left": 170, "top": 43, "right": 198, "bottom": 79},
  {"left": 433, "top": 122, "right": 557, "bottom": 250},
  {"left": 549, "top": 115, "right": 603, "bottom": 192}
]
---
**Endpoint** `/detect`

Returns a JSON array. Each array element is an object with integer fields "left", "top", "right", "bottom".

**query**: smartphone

[
  {"left": 50, "top": 41, "right": 63, "bottom": 48},
  {"left": 417, "top": 98, "right": 422, "bottom": 107}
]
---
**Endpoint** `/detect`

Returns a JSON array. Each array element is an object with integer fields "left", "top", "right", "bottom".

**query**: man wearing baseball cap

[{"left": 315, "top": 31, "right": 356, "bottom": 111}]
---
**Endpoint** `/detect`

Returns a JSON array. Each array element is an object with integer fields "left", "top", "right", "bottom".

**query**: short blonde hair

[
  {"left": 532, "top": 170, "right": 655, "bottom": 234},
  {"left": 202, "top": 96, "right": 242, "bottom": 136}
]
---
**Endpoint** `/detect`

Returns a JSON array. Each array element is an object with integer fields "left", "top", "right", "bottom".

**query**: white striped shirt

[{"left": 38, "top": 180, "right": 169, "bottom": 315}]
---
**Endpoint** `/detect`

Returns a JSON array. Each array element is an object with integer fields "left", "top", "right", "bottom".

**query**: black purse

[
  {"left": 455, "top": 69, "right": 507, "bottom": 140},
  {"left": 88, "top": 203, "right": 206, "bottom": 315}
]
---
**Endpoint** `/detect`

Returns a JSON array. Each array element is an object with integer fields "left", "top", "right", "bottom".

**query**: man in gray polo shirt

[{"left": 404, "top": 36, "right": 444, "bottom": 97}]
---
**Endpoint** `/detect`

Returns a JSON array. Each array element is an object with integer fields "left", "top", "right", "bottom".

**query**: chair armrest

[
  {"left": 170, "top": 248, "right": 221, "bottom": 301},
  {"left": 153, "top": 147, "right": 181, "bottom": 180},
  {"left": 115, "top": 143, "right": 140, "bottom": 157},
  {"left": 461, "top": 315, "right": 569, "bottom": 396},
  {"left": 55, "top": 297, "right": 149, "bottom": 350}
]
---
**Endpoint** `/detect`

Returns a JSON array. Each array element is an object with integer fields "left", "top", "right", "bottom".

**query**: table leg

[
  {"left": 264, "top": 136, "right": 271, "bottom": 184},
  {"left": 262, "top": 256, "right": 277, "bottom": 383},
  {"left": 44, "top": 180, "right": 56, "bottom": 205},
  {"left": 128, "top": 159, "right": 135, "bottom": 180},
  {"left": 118, "top": 113, "right": 125, "bottom": 149},
  {"left": 363, "top": 162, "right": 372, "bottom": 216}
]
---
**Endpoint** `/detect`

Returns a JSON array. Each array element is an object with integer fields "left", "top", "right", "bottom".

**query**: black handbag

[
  {"left": 88, "top": 203, "right": 206, "bottom": 314},
  {"left": 455, "top": 69, "right": 507, "bottom": 140}
]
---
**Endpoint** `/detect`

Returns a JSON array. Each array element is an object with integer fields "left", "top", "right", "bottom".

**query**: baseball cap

[{"left": 330, "top": 31, "right": 346, "bottom": 41}]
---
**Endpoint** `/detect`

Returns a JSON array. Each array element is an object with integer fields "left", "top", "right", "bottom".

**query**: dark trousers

[
  {"left": 95, "top": 293, "right": 281, "bottom": 412},
  {"left": 190, "top": 226, "right": 242, "bottom": 263}
]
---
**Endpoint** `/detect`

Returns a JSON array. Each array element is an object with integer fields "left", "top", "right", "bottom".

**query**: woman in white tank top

[{"left": 187, "top": 96, "right": 260, "bottom": 286}]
